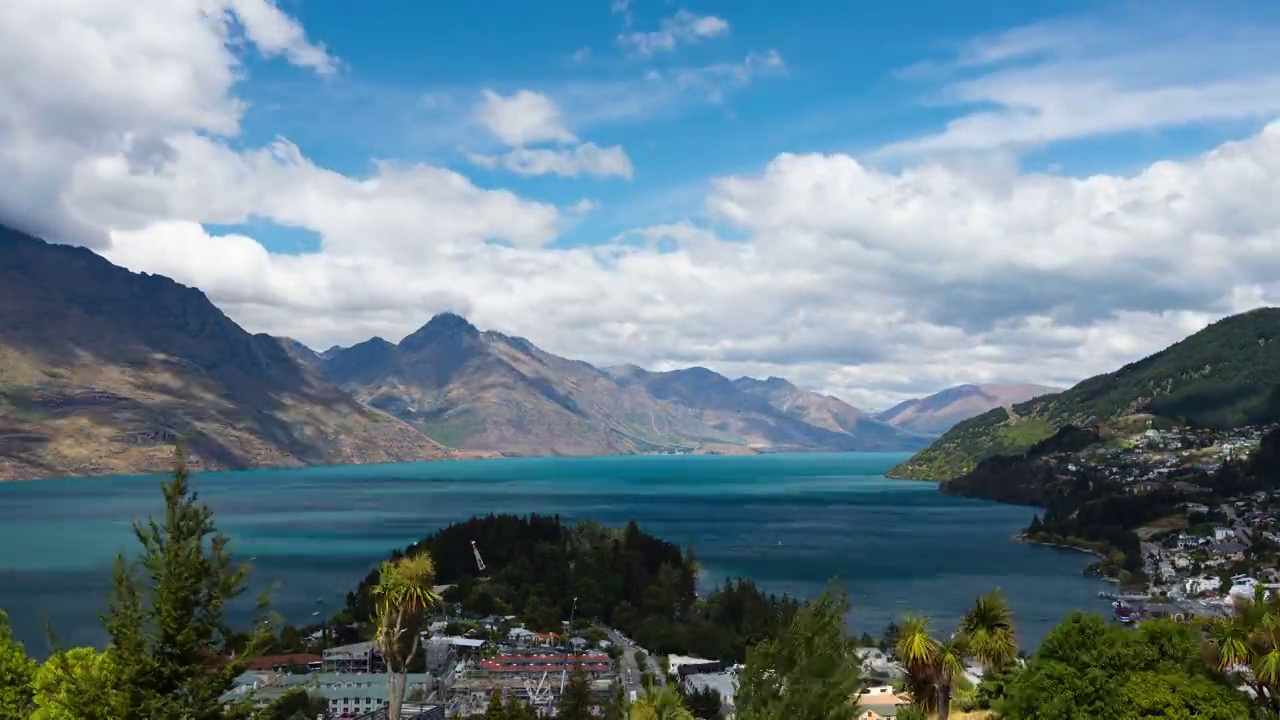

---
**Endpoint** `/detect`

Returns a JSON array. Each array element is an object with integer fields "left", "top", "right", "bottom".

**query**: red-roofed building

[
  {"left": 246, "top": 653, "right": 323, "bottom": 672},
  {"left": 475, "top": 653, "right": 612, "bottom": 678}
]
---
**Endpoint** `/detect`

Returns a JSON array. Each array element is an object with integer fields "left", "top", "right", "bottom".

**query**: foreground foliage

[
  {"left": 736, "top": 590, "right": 862, "bottom": 720},
  {"left": 372, "top": 552, "right": 441, "bottom": 720},
  {"left": 999, "top": 613, "right": 1252, "bottom": 719},
  {"left": 896, "top": 590, "right": 1016, "bottom": 720}
]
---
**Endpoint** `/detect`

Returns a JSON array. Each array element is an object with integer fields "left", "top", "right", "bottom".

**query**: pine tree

[
  {"left": 557, "top": 669, "right": 596, "bottom": 720},
  {"left": 484, "top": 691, "right": 507, "bottom": 720},
  {"left": 600, "top": 678, "right": 628, "bottom": 720},
  {"left": 103, "top": 449, "right": 271, "bottom": 718}
]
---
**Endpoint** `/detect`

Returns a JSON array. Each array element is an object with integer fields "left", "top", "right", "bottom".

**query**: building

[
  {"left": 474, "top": 653, "right": 612, "bottom": 678},
  {"left": 1185, "top": 576, "right": 1221, "bottom": 596},
  {"left": 324, "top": 641, "right": 383, "bottom": 673},
  {"left": 355, "top": 703, "right": 446, "bottom": 720},
  {"left": 507, "top": 627, "right": 536, "bottom": 646},
  {"left": 1177, "top": 533, "right": 1201, "bottom": 549},
  {"left": 1214, "top": 527, "right": 1236, "bottom": 542},
  {"left": 683, "top": 671, "right": 738, "bottom": 716},
  {"left": 666, "top": 654, "right": 719, "bottom": 679},
  {"left": 854, "top": 687, "right": 911, "bottom": 720},
  {"left": 247, "top": 653, "right": 323, "bottom": 673},
  {"left": 315, "top": 672, "right": 433, "bottom": 718}
]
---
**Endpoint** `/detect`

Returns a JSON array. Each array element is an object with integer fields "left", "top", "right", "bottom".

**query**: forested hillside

[{"left": 891, "top": 308, "right": 1280, "bottom": 480}]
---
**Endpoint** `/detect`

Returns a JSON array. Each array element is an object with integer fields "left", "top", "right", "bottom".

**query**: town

[
  {"left": 218, "top": 616, "right": 916, "bottom": 720},
  {"left": 1011, "top": 421, "right": 1280, "bottom": 626}
]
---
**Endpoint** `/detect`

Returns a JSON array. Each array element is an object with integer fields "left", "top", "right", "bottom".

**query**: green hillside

[{"left": 888, "top": 307, "right": 1280, "bottom": 481}]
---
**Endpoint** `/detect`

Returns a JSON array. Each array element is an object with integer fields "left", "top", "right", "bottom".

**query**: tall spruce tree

[
  {"left": 557, "top": 669, "right": 596, "bottom": 720},
  {"left": 103, "top": 449, "right": 271, "bottom": 718}
]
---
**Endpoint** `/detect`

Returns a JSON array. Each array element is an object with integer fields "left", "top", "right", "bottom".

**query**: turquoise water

[{"left": 0, "top": 453, "right": 1108, "bottom": 654}]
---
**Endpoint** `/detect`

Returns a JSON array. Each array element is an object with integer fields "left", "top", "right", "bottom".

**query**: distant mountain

[
  {"left": 0, "top": 225, "right": 457, "bottom": 481},
  {"left": 888, "top": 309, "right": 1280, "bottom": 481},
  {"left": 732, "top": 376, "right": 928, "bottom": 450},
  {"left": 874, "top": 383, "right": 1062, "bottom": 435},
  {"left": 323, "top": 316, "right": 931, "bottom": 456}
]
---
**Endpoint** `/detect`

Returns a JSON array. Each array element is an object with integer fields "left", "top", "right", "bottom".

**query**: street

[{"left": 605, "top": 628, "right": 665, "bottom": 700}]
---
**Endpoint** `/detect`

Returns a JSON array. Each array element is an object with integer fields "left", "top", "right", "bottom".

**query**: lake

[{"left": 0, "top": 452, "right": 1109, "bottom": 654}]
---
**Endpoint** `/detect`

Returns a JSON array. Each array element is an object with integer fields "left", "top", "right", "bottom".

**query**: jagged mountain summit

[
  {"left": 874, "top": 383, "right": 1062, "bottom": 436},
  {"left": 319, "top": 315, "right": 932, "bottom": 456},
  {"left": 0, "top": 225, "right": 458, "bottom": 481}
]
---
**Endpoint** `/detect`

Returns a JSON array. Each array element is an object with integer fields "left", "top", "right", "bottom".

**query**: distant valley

[{"left": 0, "top": 224, "right": 1045, "bottom": 480}]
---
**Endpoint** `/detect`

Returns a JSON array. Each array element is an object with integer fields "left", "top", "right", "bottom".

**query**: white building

[
  {"left": 1214, "top": 527, "right": 1236, "bottom": 542},
  {"left": 1185, "top": 576, "right": 1221, "bottom": 595}
]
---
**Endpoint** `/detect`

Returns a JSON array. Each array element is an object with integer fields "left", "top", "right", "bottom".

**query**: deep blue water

[{"left": 0, "top": 452, "right": 1108, "bottom": 655}]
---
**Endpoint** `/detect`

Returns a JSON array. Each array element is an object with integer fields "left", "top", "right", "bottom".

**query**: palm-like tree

[
  {"left": 372, "top": 552, "right": 441, "bottom": 720},
  {"left": 961, "top": 590, "right": 1017, "bottom": 673},
  {"left": 629, "top": 684, "right": 694, "bottom": 720},
  {"left": 895, "top": 590, "right": 1017, "bottom": 720},
  {"left": 1205, "top": 584, "right": 1280, "bottom": 714}
]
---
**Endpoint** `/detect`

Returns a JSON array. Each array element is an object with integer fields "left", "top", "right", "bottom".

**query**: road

[
  {"left": 1220, "top": 503, "right": 1252, "bottom": 544},
  {"left": 606, "top": 628, "right": 665, "bottom": 700}
]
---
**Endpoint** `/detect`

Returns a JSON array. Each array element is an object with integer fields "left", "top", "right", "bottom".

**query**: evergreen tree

[
  {"left": 504, "top": 694, "right": 536, "bottom": 720},
  {"left": 103, "top": 450, "right": 271, "bottom": 719},
  {"left": 0, "top": 610, "right": 36, "bottom": 719},
  {"left": 557, "top": 669, "right": 596, "bottom": 720},
  {"left": 736, "top": 589, "right": 862, "bottom": 720},
  {"left": 601, "top": 679, "right": 628, "bottom": 720},
  {"left": 484, "top": 691, "right": 507, "bottom": 720},
  {"left": 30, "top": 647, "right": 126, "bottom": 720}
]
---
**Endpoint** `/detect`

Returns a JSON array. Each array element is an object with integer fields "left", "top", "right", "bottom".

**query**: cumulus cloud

[
  {"left": 474, "top": 89, "right": 578, "bottom": 146},
  {"left": 0, "top": 0, "right": 334, "bottom": 247},
  {"left": 101, "top": 124, "right": 1280, "bottom": 409},
  {"left": 881, "top": 11, "right": 1280, "bottom": 155},
  {"left": 618, "top": 10, "right": 730, "bottom": 57},
  {"left": 469, "top": 90, "right": 633, "bottom": 179},
  {"left": 4, "top": 0, "right": 1280, "bottom": 410}
]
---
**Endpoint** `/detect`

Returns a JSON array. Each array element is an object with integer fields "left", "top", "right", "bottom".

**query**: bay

[{"left": 0, "top": 452, "right": 1109, "bottom": 654}]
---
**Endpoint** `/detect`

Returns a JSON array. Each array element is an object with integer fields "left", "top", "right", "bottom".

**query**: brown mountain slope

[
  {"left": 0, "top": 225, "right": 456, "bottom": 481},
  {"left": 324, "top": 316, "right": 931, "bottom": 455},
  {"left": 324, "top": 315, "right": 742, "bottom": 456},
  {"left": 873, "top": 383, "right": 1063, "bottom": 436},
  {"left": 732, "top": 376, "right": 931, "bottom": 450}
]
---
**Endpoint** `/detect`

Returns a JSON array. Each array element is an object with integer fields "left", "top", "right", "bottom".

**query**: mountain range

[
  {"left": 890, "top": 307, "right": 1280, "bottom": 481},
  {"left": 0, "top": 224, "right": 1056, "bottom": 480},
  {"left": 872, "top": 383, "right": 1061, "bottom": 436}
]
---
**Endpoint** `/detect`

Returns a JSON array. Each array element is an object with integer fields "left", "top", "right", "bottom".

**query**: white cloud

[
  {"left": 474, "top": 89, "right": 577, "bottom": 146},
  {"left": 618, "top": 10, "right": 730, "bottom": 57},
  {"left": 880, "top": 11, "right": 1280, "bottom": 155},
  {"left": 100, "top": 124, "right": 1280, "bottom": 409},
  {"left": 469, "top": 90, "right": 633, "bottom": 178},
  {"left": 5, "top": 0, "right": 1280, "bottom": 411},
  {"left": 469, "top": 143, "right": 634, "bottom": 179},
  {"left": 571, "top": 47, "right": 592, "bottom": 63}
]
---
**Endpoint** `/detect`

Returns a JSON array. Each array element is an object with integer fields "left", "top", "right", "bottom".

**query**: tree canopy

[
  {"left": 999, "top": 613, "right": 1252, "bottom": 719},
  {"left": 343, "top": 514, "right": 798, "bottom": 662}
]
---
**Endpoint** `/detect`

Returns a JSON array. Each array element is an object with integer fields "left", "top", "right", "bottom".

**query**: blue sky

[
  {"left": 7, "top": 0, "right": 1280, "bottom": 406},
  {"left": 221, "top": 0, "right": 1280, "bottom": 254}
]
